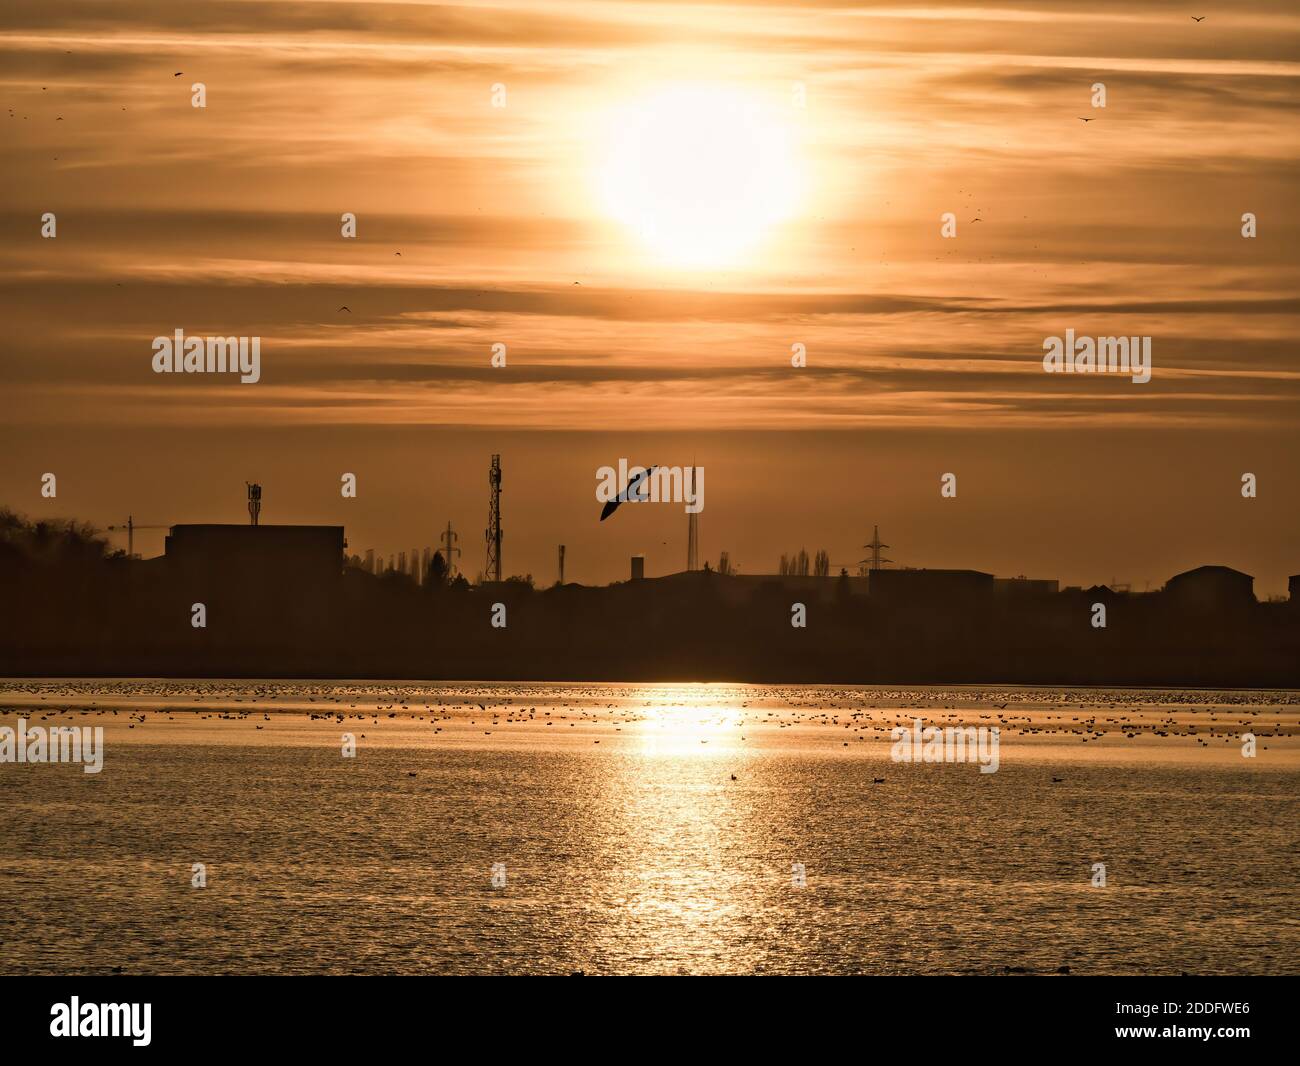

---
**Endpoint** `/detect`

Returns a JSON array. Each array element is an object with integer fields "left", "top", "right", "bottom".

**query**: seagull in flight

[
  {"left": 1077, "top": 116, "right": 1096, "bottom": 122},
  {"left": 1191, "top": 15, "right": 1206, "bottom": 22},
  {"left": 600, "top": 466, "right": 657, "bottom": 521},
  {"left": 337, "top": 305, "right": 351, "bottom": 313}
]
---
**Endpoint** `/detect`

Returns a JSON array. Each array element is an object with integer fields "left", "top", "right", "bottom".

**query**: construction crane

[{"left": 106, "top": 515, "right": 169, "bottom": 558}]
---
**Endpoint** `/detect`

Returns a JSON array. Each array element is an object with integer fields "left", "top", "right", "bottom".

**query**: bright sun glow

[{"left": 597, "top": 83, "right": 804, "bottom": 269}]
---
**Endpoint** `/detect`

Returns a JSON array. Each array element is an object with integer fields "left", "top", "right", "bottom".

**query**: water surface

[{"left": 1, "top": 681, "right": 1296, "bottom": 974}]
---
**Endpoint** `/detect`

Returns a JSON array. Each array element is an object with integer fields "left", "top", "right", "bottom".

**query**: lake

[{"left": 1, "top": 680, "right": 1296, "bottom": 975}]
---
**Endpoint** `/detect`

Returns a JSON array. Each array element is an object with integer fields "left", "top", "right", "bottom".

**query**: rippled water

[{"left": 1, "top": 681, "right": 1296, "bottom": 974}]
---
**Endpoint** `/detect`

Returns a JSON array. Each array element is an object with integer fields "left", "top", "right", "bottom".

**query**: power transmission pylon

[
  {"left": 860, "top": 525, "right": 891, "bottom": 574},
  {"left": 439, "top": 521, "right": 461, "bottom": 577}
]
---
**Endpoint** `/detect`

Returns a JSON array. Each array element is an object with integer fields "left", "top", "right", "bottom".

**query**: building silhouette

[{"left": 1164, "top": 565, "right": 1255, "bottom": 611}]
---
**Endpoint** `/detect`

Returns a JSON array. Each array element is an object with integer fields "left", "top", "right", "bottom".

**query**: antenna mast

[{"left": 485, "top": 455, "right": 502, "bottom": 582}]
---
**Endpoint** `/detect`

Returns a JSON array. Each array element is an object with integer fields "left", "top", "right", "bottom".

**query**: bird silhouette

[
  {"left": 1077, "top": 117, "right": 1095, "bottom": 122},
  {"left": 337, "top": 305, "right": 351, "bottom": 312},
  {"left": 173, "top": 72, "right": 183, "bottom": 76},
  {"left": 1191, "top": 15, "right": 1206, "bottom": 21},
  {"left": 600, "top": 465, "right": 658, "bottom": 521}
]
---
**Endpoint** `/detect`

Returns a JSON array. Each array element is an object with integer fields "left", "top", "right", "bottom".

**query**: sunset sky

[{"left": 2, "top": 1, "right": 1298, "bottom": 593}]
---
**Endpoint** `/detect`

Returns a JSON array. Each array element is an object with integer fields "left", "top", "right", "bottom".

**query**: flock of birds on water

[{"left": 1, "top": 680, "right": 1293, "bottom": 779}]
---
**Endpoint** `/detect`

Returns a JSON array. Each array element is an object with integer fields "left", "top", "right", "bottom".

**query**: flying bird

[
  {"left": 600, "top": 465, "right": 657, "bottom": 521},
  {"left": 337, "top": 305, "right": 351, "bottom": 313},
  {"left": 1077, "top": 117, "right": 1095, "bottom": 122},
  {"left": 1191, "top": 15, "right": 1206, "bottom": 21},
  {"left": 173, "top": 72, "right": 183, "bottom": 76}
]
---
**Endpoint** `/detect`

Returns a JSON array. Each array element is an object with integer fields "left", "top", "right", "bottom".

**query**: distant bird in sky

[
  {"left": 1077, "top": 117, "right": 1095, "bottom": 122},
  {"left": 970, "top": 217, "right": 982, "bottom": 223},
  {"left": 394, "top": 251, "right": 401, "bottom": 256},
  {"left": 1192, "top": 15, "right": 1206, "bottom": 21},
  {"left": 173, "top": 72, "right": 183, "bottom": 76},
  {"left": 337, "top": 305, "right": 351, "bottom": 312},
  {"left": 600, "top": 465, "right": 657, "bottom": 521}
]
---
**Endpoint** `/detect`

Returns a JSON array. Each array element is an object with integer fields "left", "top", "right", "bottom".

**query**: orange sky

[{"left": 2, "top": 1, "right": 1298, "bottom": 592}]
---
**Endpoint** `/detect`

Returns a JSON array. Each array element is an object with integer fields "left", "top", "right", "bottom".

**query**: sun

[{"left": 595, "top": 83, "right": 804, "bottom": 269}]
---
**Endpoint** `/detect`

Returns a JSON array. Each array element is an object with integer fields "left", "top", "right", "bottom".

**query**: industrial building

[
  {"left": 1163, "top": 565, "right": 1255, "bottom": 611},
  {"left": 868, "top": 567, "right": 994, "bottom": 605},
  {"left": 165, "top": 524, "right": 345, "bottom": 587},
  {"left": 994, "top": 576, "right": 1060, "bottom": 598}
]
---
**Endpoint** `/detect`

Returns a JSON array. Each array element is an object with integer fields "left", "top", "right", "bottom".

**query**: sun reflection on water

[{"left": 628, "top": 685, "right": 747, "bottom": 757}]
